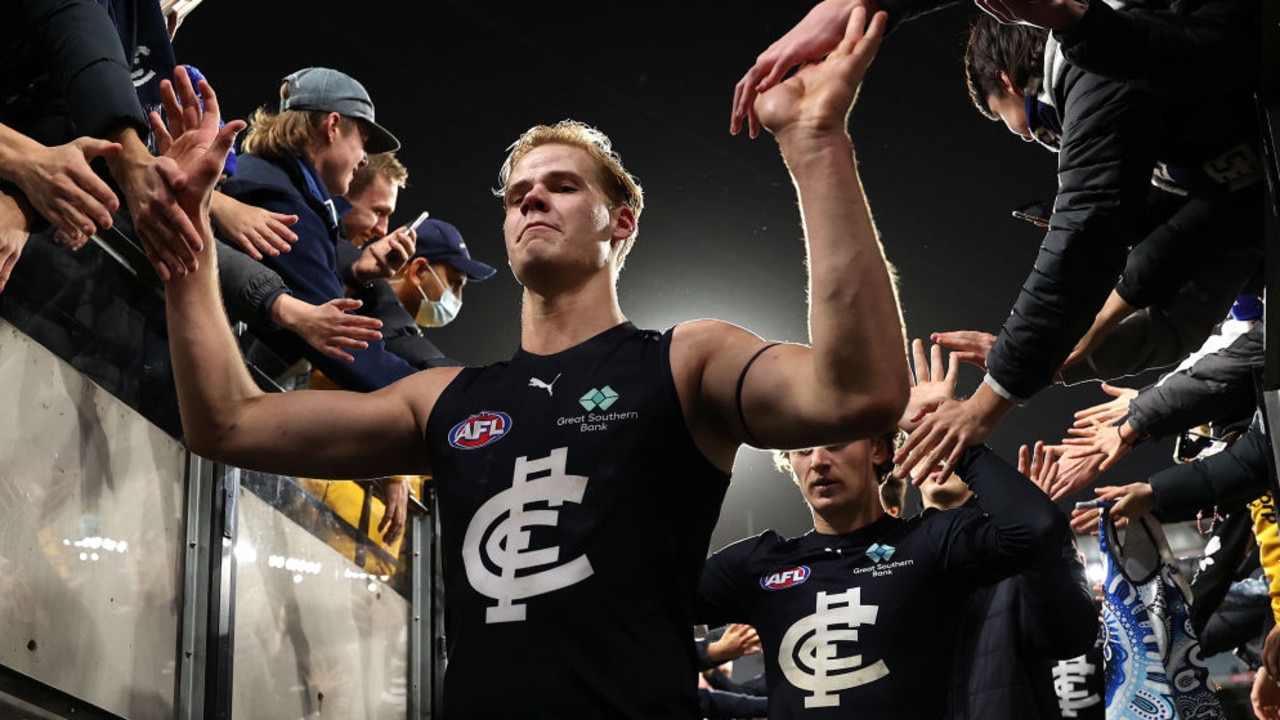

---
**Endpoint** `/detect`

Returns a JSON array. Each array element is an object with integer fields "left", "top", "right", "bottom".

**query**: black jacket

[
  {"left": 1128, "top": 322, "right": 1263, "bottom": 441},
  {"left": 1152, "top": 412, "right": 1275, "bottom": 521},
  {"left": 947, "top": 496, "right": 1099, "bottom": 720},
  {"left": 985, "top": 50, "right": 1261, "bottom": 399},
  {"left": 2, "top": 0, "right": 152, "bottom": 144},
  {"left": 1055, "top": 0, "right": 1261, "bottom": 100}
]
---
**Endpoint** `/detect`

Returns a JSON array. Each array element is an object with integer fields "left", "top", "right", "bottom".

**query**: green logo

[{"left": 579, "top": 386, "right": 619, "bottom": 411}]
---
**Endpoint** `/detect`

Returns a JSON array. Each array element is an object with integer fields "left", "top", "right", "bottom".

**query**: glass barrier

[
  {"left": 0, "top": 228, "right": 432, "bottom": 719},
  {"left": 0, "top": 317, "right": 186, "bottom": 718},
  {"left": 233, "top": 473, "right": 411, "bottom": 719}
]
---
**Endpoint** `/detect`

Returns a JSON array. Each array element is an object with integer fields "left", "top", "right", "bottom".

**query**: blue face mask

[
  {"left": 414, "top": 268, "right": 461, "bottom": 327},
  {"left": 1023, "top": 94, "right": 1062, "bottom": 152}
]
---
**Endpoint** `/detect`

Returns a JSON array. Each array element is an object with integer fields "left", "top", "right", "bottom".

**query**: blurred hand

[
  {"left": 1072, "top": 382, "right": 1137, "bottom": 430},
  {"left": 707, "top": 623, "right": 762, "bottom": 663},
  {"left": 732, "top": 0, "right": 872, "bottom": 138},
  {"left": 899, "top": 338, "right": 958, "bottom": 432},
  {"left": 1253, "top": 665, "right": 1280, "bottom": 720},
  {"left": 0, "top": 192, "right": 31, "bottom": 293},
  {"left": 930, "top": 329, "right": 996, "bottom": 373},
  {"left": 753, "top": 6, "right": 888, "bottom": 140},
  {"left": 1017, "top": 440, "right": 1060, "bottom": 497},
  {"left": 377, "top": 478, "right": 410, "bottom": 546},
  {"left": 1068, "top": 483, "right": 1153, "bottom": 534},
  {"left": 1052, "top": 423, "right": 1132, "bottom": 500},
  {"left": 9, "top": 135, "right": 121, "bottom": 240},
  {"left": 1265, "top": 626, "right": 1280, "bottom": 696},
  {"left": 147, "top": 66, "right": 245, "bottom": 279},
  {"left": 352, "top": 226, "right": 415, "bottom": 285},
  {"left": 894, "top": 383, "right": 1009, "bottom": 484},
  {"left": 269, "top": 295, "right": 384, "bottom": 363},
  {"left": 209, "top": 191, "right": 297, "bottom": 260}
]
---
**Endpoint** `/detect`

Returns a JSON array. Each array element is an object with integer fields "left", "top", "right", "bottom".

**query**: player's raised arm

[{"left": 683, "top": 8, "right": 908, "bottom": 465}]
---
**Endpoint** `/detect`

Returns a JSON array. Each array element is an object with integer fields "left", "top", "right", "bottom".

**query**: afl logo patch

[
  {"left": 449, "top": 411, "right": 512, "bottom": 450},
  {"left": 760, "top": 566, "right": 810, "bottom": 590}
]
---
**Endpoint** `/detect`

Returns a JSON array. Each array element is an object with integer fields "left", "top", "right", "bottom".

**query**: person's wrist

[
  {"left": 209, "top": 188, "right": 228, "bottom": 216},
  {"left": 270, "top": 293, "right": 298, "bottom": 329},
  {"left": 351, "top": 262, "right": 371, "bottom": 286},
  {"left": 0, "top": 191, "right": 34, "bottom": 232},
  {"left": 1114, "top": 417, "right": 1141, "bottom": 448},
  {"left": 104, "top": 129, "right": 149, "bottom": 174},
  {"left": 971, "top": 381, "right": 1013, "bottom": 420},
  {"left": 0, "top": 133, "right": 42, "bottom": 187}
]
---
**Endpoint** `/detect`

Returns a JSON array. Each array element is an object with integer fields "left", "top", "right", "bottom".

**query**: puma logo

[{"left": 528, "top": 373, "right": 562, "bottom": 396}]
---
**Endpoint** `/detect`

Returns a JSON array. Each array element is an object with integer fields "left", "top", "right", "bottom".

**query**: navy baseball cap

[
  {"left": 412, "top": 219, "right": 497, "bottom": 282},
  {"left": 280, "top": 67, "right": 400, "bottom": 153}
]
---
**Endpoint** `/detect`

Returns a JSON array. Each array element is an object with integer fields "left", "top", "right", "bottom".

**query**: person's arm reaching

[
  {"left": 897, "top": 66, "right": 1156, "bottom": 482},
  {"left": 209, "top": 190, "right": 298, "bottom": 260},
  {"left": 1127, "top": 322, "right": 1263, "bottom": 441},
  {"left": 0, "top": 123, "right": 121, "bottom": 243},
  {"left": 0, "top": 189, "right": 34, "bottom": 293}
]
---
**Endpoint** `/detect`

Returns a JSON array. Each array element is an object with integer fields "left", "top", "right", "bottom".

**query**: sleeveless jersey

[{"left": 426, "top": 322, "right": 731, "bottom": 719}]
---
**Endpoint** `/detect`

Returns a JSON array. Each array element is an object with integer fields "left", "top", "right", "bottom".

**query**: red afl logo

[
  {"left": 449, "top": 411, "right": 512, "bottom": 449},
  {"left": 760, "top": 565, "right": 811, "bottom": 590}
]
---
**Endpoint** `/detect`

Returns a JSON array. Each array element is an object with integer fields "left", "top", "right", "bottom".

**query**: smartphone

[
  {"left": 1010, "top": 200, "right": 1052, "bottom": 228},
  {"left": 408, "top": 210, "right": 430, "bottom": 234}
]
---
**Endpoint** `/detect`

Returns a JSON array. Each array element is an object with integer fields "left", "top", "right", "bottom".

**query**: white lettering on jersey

[
  {"left": 1053, "top": 654, "right": 1101, "bottom": 717},
  {"left": 778, "top": 588, "right": 889, "bottom": 708},
  {"left": 131, "top": 46, "right": 156, "bottom": 88},
  {"left": 462, "top": 447, "right": 593, "bottom": 623}
]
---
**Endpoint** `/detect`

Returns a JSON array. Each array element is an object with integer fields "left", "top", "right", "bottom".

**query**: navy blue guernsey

[
  {"left": 426, "top": 322, "right": 731, "bottom": 719},
  {"left": 696, "top": 446, "right": 1066, "bottom": 720}
]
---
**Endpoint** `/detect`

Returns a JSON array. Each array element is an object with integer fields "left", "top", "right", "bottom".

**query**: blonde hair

[
  {"left": 350, "top": 152, "right": 408, "bottom": 197},
  {"left": 497, "top": 120, "right": 644, "bottom": 268},
  {"left": 240, "top": 82, "right": 363, "bottom": 158},
  {"left": 773, "top": 429, "right": 905, "bottom": 484}
]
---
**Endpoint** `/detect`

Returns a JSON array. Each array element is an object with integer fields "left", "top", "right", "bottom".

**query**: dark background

[{"left": 174, "top": 0, "right": 1175, "bottom": 549}]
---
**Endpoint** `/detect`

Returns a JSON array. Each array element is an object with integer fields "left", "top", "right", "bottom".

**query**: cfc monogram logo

[
  {"left": 778, "top": 588, "right": 889, "bottom": 708},
  {"left": 462, "top": 447, "right": 593, "bottom": 623}
]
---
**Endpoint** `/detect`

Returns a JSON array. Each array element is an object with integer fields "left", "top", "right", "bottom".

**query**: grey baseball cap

[{"left": 280, "top": 67, "right": 400, "bottom": 153}]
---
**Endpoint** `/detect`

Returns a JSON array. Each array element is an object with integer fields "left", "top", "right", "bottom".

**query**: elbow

[
  {"left": 181, "top": 425, "right": 227, "bottom": 462},
  {"left": 869, "top": 381, "right": 912, "bottom": 432},
  {"left": 179, "top": 412, "right": 243, "bottom": 464},
  {"left": 830, "top": 386, "right": 910, "bottom": 438}
]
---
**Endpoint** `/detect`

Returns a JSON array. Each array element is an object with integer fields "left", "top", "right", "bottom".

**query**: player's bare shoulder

[
  {"left": 386, "top": 365, "right": 467, "bottom": 432},
  {"left": 669, "top": 319, "right": 778, "bottom": 407},
  {"left": 670, "top": 319, "right": 763, "bottom": 365}
]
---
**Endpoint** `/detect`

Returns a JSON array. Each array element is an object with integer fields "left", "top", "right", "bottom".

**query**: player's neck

[
  {"left": 520, "top": 278, "right": 626, "bottom": 355},
  {"left": 811, "top": 498, "right": 885, "bottom": 536}
]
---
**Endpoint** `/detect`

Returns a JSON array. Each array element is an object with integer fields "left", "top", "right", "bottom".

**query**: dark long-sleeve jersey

[{"left": 695, "top": 445, "right": 1068, "bottom": 719}]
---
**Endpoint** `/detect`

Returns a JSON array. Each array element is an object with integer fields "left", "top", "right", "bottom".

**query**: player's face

[
  {"left": 986, "top": 90, "right": 1032, "bottom": 142},
  {"left": 788, "top": 440, "right": 880, "bottom": 513},
  {"left": 342, "top": 174, "right": 398, "bottom": 247},
  {"left": 502, "top": 144, "right": 627, "bottom": 286}
]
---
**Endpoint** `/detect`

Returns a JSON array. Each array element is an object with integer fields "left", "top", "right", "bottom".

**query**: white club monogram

[{"left": 462, "top": 447, "right": 593, "bottom": 623}]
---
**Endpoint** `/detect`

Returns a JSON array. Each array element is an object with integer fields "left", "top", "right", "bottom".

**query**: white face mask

[{"left": 414, "top": 269, "right": 462, "bottom": 327}]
